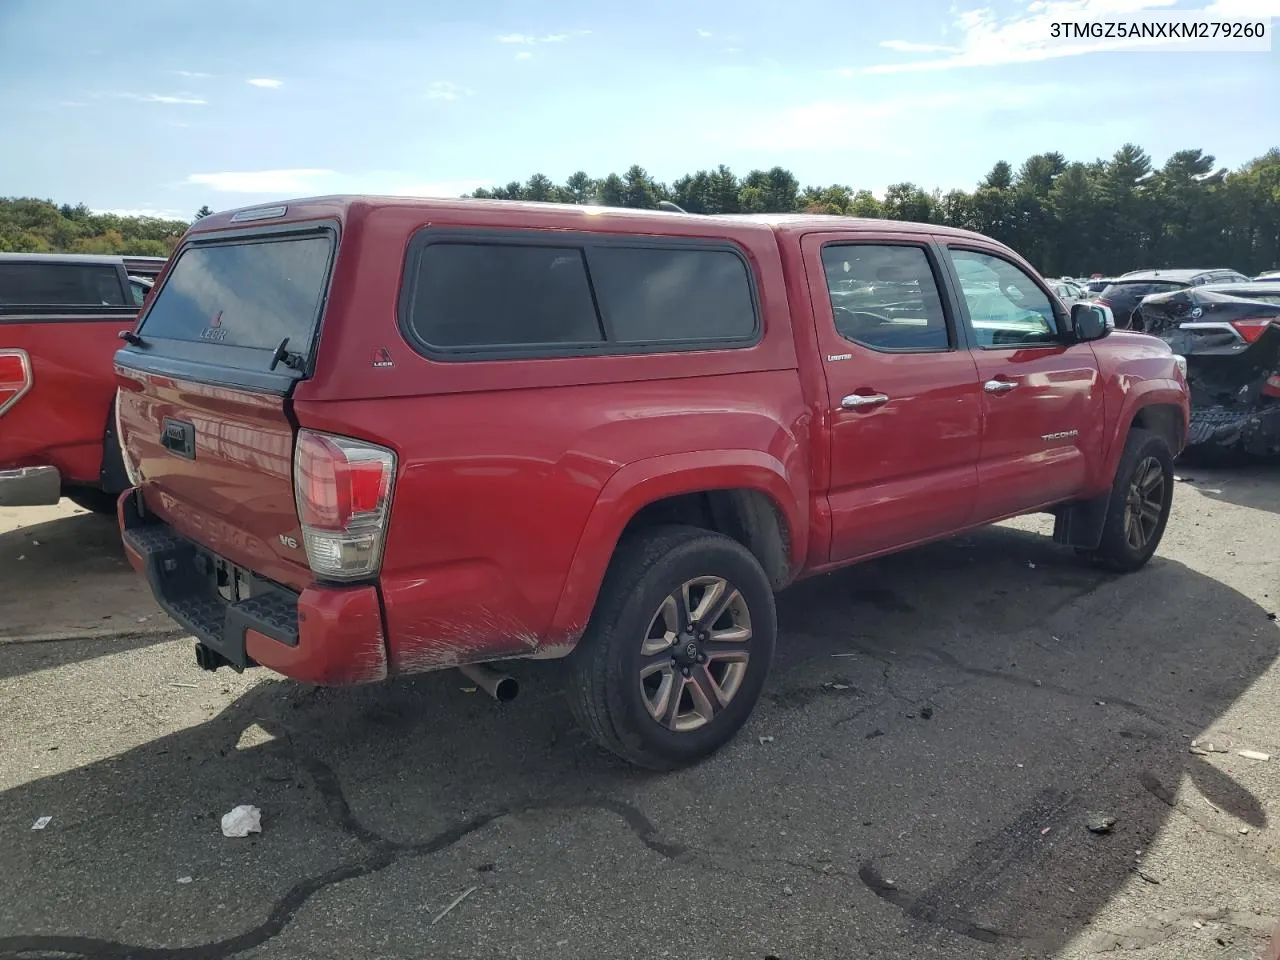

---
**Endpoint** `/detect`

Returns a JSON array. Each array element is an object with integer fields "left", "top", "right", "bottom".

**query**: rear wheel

[
  {"left": 566, "top": 525, "right": 776, "bottom": 770},
  {"left": 1083, "top": 428, "right": 1174, "bottom": 571}
]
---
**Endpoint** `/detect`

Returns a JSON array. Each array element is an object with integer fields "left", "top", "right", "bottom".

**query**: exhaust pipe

[{"left": 458, "top": 663, "right": 518, "bottom": 702}]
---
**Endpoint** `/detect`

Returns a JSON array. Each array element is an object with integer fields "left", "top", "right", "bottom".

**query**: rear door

[
  {"left": 114, "top": 223, "right": 336, "bottom": 590},
  {"left": 940, "top": 244, "right": 1105, "bottom": 520},
  {"left": 801, "top": 232, "right": 982, "bottom": 562}
]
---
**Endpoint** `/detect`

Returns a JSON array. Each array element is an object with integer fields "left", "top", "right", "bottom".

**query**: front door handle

[
  {"left": 841, "top": 393, "right": 890, "bottom": 410},
  {"left": 983, "top": 379, "right": 1017, "bottom": 394}
]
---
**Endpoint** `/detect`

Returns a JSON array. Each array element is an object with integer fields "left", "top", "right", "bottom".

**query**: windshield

[{"left": 138, "top": 233, "right": 333, "bottom": 357}]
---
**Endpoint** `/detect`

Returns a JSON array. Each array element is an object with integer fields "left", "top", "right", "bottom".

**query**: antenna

[{"left": 657, "top": 201, "right": 688, "bottom": 214}]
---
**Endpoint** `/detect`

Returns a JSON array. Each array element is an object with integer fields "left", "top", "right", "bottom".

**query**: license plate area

[{"left": 201, "top": 553, "right": 254, "bottom": 604}]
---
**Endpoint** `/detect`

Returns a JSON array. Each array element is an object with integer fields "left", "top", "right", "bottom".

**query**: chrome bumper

[{"left": 0, "top": 466, "right": 61, "bottom": 507}]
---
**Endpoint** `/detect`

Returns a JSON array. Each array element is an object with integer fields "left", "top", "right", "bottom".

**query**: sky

[{"left": 0, "top": 0, "right": 1276, "bottom": 219}]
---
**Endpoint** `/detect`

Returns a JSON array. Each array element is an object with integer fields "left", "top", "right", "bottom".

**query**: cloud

[
  {"left": 98, "top": 90, "right": 206, "bottom": 104},
  {"left": 705, "top": 86, "right": 1057, "bottom": 152},
  {"left": 183, "top": 170, "right": 494, "bottom": 198},
  {"left": 173, "top": 70, "right": 212, "bottom": 79},
  {"left": 60, "top": 100, "right": 88, "bottom": 107},
  {"left": 697, "top": 28, "right": 713, "bottom": 37},
  {"left": 426, "top": 81, "right": 471, "bottom": 100},
  {"left": 859, "top": 0, "right": 1280, "bottom": 73},
  {"left": 515, "top": 51, "right": 534, "bottom": 60},
  {"left": 372, "top": 178, "right": 494, "bottom": 197},
  {"left": 495, "top": 30, "right": 587, "bottom": 44},
  {"left": 247, "top": 78, "right": 283, "bottom": 88},
  {"left": 186, "top": 169, "right": 336, "bottom": 193},
  {"left": 879, "top": 39, "right": 960, "bottom": 53},
  {"left": 93, "top": 207, "right": 190, "bottom": 219}
]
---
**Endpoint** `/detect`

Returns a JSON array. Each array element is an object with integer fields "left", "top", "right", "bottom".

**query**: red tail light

[
  {"left": 1095, "top": 298, "right": 1112, "bottom": 309},
  {"left": 1230, "top": 317, "right": 1277, "bottom": 344},
  {"left": 293, "top": 430, "right": 396, "bottom": 581},
  {"left": 1263, "top": 375, "right": 1280, "bottom": 399},
  {"left": 0, "top": 349, "right": 33, "bottom": 418}
]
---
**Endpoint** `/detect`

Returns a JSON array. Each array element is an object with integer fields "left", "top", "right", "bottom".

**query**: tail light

[
  {"left": 1263, "top": 374, "right": 1280, "bottom": 399},
  {"left": 1095, "top": 298, "right": 1113, "bottom": 309},
  {"left": 1230, "top": 317, "right": 1277, "bottom": 344},
  {"left": 293, "top": 430, "right": 396, "bottom": 581},
  {"left": 0, "top": 349, "right": 33, "bottom": 418}
]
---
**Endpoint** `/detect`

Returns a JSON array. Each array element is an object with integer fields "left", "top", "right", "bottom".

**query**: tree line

[
  {"left": 0, "top": 199, "right": 190, "bottom": 257},
  {"left": 471, "top": 144, "right": 1280, "bottom": 277},
  {"left": 4, "top": 144, "right": 1277, "bottom": 275}
]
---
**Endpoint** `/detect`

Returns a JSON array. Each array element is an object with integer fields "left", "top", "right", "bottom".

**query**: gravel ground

[{"left": 1, "top": 470, "right": 1278, "bottom": 960}]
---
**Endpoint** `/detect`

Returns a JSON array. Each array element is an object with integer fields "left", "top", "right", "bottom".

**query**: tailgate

[
  {"left": 116, "top": 372, "right": 309, "bottom": 588},
  {"left": 114, "top": 222, "right": 338, "bottom": 592}
]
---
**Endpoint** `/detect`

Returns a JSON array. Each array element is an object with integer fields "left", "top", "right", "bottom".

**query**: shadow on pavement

[{"left": 0, "top": 525, "right": 1276, "bottom": 959}]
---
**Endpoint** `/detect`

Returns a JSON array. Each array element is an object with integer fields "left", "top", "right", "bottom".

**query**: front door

[
  {"left": 802, "top": 234, "right": 982, "bottom": 563},
  {"left": 941, "top": 245, "right": 1106, "bottom": 520}
]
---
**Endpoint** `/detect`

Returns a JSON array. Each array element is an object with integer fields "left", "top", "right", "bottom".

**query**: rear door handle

[
  {"left": 841, "top": 393, "right": 890, "bottom": 410},
  {"left": 983, "top": 379, "right": 1017, "bottom": 394}
]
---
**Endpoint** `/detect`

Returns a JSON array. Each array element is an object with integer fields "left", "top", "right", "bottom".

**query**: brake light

[
  {"left": 293, "top": 430, "right": 396, "bottom": 581},
  {"left": 0, "top": 349, "right": 32, "bottom": 418},
  {"left": 1230, "top": 317, "right": 1277, "bottom": 344},
  {"left": 1095, "top": 298, "right": 1112, "bottom": 309},
  {"left": 1263, "top": 375, "right": 1280, "bottom": 399}
]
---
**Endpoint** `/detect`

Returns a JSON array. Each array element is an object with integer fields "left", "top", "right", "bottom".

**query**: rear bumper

[
  {"left": 0, "top": 465, "right": 60, "bottom": 507},
  {"left": 1187, "top": 404, "right": 1280, "bottom": 458},
  {"left": 119, "top": 491, "right": 388, "bottom": 684}
]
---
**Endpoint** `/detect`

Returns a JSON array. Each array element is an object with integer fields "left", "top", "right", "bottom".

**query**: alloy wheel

[{"left": 638, "top": 576, "right": 752, "bottom": 732}]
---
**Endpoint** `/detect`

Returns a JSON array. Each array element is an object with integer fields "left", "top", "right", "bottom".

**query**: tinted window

[
  {"left": 407, "top": 243, "right": 603, "bottom": 349},
  {"left": 949, "top": 249, "right": 1057, "bottom": 348},
  {"left": 1100, "top": 281, "right": 1186, "bottom": 300},
  {"left": 0, "top": 262, "right": 126, "bottom": 306},
  {"left": 139, "top": 235, "right": 332, "bottom": 355},
  {"left": 1231, "top": 291, "right": 1280, "bottom": 306},
  {"left": 588, "top": 247, "right": 755, "bottom": 343},
  {"left": 129, "top": 279, "right": 148, "bottom": 306},
  {"left": 820, "top": 244, "right": 949, "bottom": 351}
]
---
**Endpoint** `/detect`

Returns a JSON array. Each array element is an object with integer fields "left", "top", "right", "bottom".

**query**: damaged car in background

[{"left": 1137, "top": 282, "right": 1280, "bottom": 460}]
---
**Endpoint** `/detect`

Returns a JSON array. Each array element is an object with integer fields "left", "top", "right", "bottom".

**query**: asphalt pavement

[{"left": 1, "top": 469, "right": 1279, "bottom": 960}]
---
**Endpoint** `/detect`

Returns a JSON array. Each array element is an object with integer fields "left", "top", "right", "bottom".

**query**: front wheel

[
  {"left": 566, "top": 525, "right": 776, "bottom": 770},
  {"left": 1084, "top": 428, "right": 1174, "bottom": 571}
]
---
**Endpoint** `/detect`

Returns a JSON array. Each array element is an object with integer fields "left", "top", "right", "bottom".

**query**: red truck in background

[
  {"left": 114, "top": 198, "right": 1190, "bottom": 769},
  {"left": 0, "top": 253, "right": 157, "bottom": 511}
]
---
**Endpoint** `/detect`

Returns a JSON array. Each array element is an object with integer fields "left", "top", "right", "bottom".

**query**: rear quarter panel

[
  {"left": 0, "top": 316, "right": 132, "bottom": 484},
  {"left": 292, "top": 202, "right": 810, "bottom": 673}
]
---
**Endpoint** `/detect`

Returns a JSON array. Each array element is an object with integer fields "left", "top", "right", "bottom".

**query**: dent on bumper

[
  {"left": 120, "top": 492, "right": 388, "bottom": 686},
  {"left": 0, "top": 465, "right": 60, "bottom": 507}
]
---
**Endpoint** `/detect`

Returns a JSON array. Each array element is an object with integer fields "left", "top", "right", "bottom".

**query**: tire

[
  {"left": 1084, "top": 428, "right": 1174, "bottom": 572},
  {"left": 566, "top": 525, "right": 777, "bottom": 770},
  {"left": 66, "top": 487, "right": 118, "bottom": 515}
]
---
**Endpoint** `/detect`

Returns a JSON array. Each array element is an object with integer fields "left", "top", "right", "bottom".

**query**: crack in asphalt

[
  {"left": 0, "top": 749, "right": 684, "bottom": 960},
  {"left": 835, "top": 641, "right": 1172, "bottom": 728}
]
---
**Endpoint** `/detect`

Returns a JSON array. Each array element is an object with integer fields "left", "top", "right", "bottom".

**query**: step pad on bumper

[{"left": 123, "top": 519, "right": 299, "bottom": 671}]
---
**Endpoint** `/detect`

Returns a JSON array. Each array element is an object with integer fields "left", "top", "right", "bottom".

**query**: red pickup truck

[
  {"left": 114, "top": 197, "right": 1189, "bottom": 769},
  {"left": 0, "top": 253, "right": 150, "bottom": 510}
]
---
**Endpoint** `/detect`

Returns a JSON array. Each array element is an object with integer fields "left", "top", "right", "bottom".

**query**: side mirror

[{"left": 1071, "top": 302, "right": 1113, "bottom": 342}]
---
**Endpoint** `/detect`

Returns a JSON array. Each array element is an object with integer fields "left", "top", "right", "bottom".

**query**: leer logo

[{"left": 372, "top": 347, "right": 393, "bottom": 368}]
